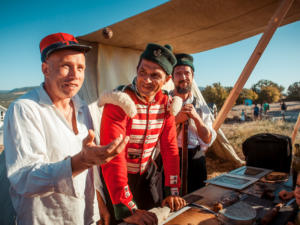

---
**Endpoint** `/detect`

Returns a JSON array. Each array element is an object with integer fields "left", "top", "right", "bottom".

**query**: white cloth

[
  {"left": 177, "top": 94, "right": 216, "bottom": 149},
  {"left": 4, "top": 84, "right": 100, "bottom": 225}
]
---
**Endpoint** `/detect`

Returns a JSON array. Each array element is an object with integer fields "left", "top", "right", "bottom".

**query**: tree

[
  {"left": 236, "top": 88, "right": 258, "bottom": 105},
  {"left": 252, "top": 79, "right": 284, "bottom": 94},
  {"left": 259, "top": 86, "right": 281, "bottom": 103},
  {"left": 287, "top": 82, "right": 300, "bottom": 101},
  {"left": 202, "top": 83, "right": 229, "bottom": 109},
  {"left": 251, "top": 79, "right": 283, "bottom": 103}
]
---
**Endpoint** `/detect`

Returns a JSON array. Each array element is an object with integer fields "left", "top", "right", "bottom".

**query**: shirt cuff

[{"left": 53, "top": 157, "right": 77, "bottom": 197}]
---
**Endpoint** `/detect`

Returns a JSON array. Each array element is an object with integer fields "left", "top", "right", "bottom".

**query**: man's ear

[{"left": 41, "top": 62, "right": 49, "bottom": 77}]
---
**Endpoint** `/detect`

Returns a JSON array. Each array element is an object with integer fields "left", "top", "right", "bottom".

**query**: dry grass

[
  {"left": 221, "top": 120, "right": 300, "bottom": 160},
  {"left": 206, "top": 101, "right": 300, "bottom": 179}
]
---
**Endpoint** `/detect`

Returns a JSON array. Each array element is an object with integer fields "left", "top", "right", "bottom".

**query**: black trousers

[
  {"left": 100, "top": 169, "right": 159, "bottom": 225},
  {"left": 179, "top": 146, "right": 207, "bottom": 194}
]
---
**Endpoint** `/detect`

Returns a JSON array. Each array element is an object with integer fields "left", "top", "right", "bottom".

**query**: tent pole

[
  {"left": 213, "top": 0, "right": 294, "bottom": 130},
  {"left": 292, "top": 113, "right": 300, "bottom": 145}
]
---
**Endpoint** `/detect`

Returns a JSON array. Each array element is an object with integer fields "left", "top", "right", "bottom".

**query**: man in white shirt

[
  {"left": 4, "top": 32, "right": 128, "bottom": 225},
  {"left": 171, "top": 53, "right": 216, "bottom": 193}
]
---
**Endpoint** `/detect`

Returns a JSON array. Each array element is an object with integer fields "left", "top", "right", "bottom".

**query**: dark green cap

[
  {"left": 174, "top": 53, "right": 194, "bottom": 72},
  {"left": 140, "top": 43, "right": 177, "bottom": 75}
]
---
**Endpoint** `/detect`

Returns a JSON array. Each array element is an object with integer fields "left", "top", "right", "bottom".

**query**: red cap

[{"left": 40, "top": 32, "right": 92, "bottom": 62}]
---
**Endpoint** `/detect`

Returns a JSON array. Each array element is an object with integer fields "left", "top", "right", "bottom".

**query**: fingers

[
  {"left": 105, "top": 134, "right": 123, "bottom": 153},
  {"left": 177, "top": 197, "right": 187, "bottom": 210},
  {"left": 182, "top": 104, "right": 195, "bottom": 115},
  {"left": 167, "top": 197, "right": 175, "bottom": 212},
  {"left": 183, "top": 104, "right": 194, "bottom": 110},
  {"left": 173, "top": 197, "right": 181, "bottom": 211},
  {"left": 171, "top": 196, "right": 186, "bottom": 211},
  {"left": 162, "top": 196, "right": 186, "bottom": 212},
  {"left": 83, "top": 129, "right": 95, "bottom": 147},
  {"left": 106, "top": 135, "right": 130, "bottom": 156}
]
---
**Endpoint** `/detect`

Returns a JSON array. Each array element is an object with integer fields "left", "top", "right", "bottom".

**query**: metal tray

[
  {"left": 205, "top": 173, "right": 258, "bottom": 190},
  {"left": 229, "top": 166, "right": 272, "bottom": 179}
]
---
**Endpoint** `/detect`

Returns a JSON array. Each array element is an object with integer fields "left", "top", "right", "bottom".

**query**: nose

[
  {"left": 68, "top": 66, "right": 79, "bottom": 79},
  {"left": 143, "top": 75, "right": 152, "bottom": 83},
  {"left": 179, "top": 73, "right": 187, "bottom": 80}
]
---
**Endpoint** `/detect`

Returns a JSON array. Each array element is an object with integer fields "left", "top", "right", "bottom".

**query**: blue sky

[{"left": 0, "top": 0, "right": 299, "bottom": 91}]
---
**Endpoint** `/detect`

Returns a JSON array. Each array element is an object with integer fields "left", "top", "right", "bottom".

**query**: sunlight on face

[
  {"left": 136, "top": 59, "right": 169, "bottom": 101},
  {"left": 172, "top": 65, "right": 193, "bottom": 94},
  {"left": 42, "top": 49, "right": 86, "bottom": 102}
]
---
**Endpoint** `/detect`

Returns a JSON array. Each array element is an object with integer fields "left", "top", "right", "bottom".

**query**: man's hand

[
  {"left": 123, "top": 209, "right": 158, "bottom": 225},
  {"left": 182, "top": 104, "right": 212, "bottom": 144},
  {"left": 181, "top": 104, "right": 200, "bottom": 121},
  {"left": 175, "top": 110, "right": 189, "bottom": 124},
  {"left": 81, "top": 130, "right": 129, "bottom": 165},
  {"left": 161, "top": 196, "right": 187, "bottom": 212},
  {"left": 71, "top": 130, "right": 129, "bottom": 176}
]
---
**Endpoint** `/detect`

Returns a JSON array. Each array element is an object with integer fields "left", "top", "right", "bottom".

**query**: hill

[{"left": 0, "top": 86, "right": 38, "bottom": 108}]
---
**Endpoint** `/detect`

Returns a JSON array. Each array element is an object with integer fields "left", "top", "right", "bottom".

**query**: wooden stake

[
  {"left": 213, "top": 0, "right": 294, "bottom": 130},
  {"left": 292, "top": 112, "right": 300, "bottom": 145}
]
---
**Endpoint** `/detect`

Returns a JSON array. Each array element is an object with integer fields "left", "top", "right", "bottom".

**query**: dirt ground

[{"left": 206, "top": 101, "right": 300, "bottom": 179}]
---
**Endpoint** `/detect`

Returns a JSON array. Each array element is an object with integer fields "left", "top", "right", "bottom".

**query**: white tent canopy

[
  {"left": 77, "top": 0, "right": 300, "bottom": 166},
  {"left": 78, "top": 0, "right": 300, "bottom": 53}
]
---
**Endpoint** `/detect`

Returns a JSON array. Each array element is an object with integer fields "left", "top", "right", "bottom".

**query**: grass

[{"left": 221, "top": 119, "right": 300, "bottom": 159}]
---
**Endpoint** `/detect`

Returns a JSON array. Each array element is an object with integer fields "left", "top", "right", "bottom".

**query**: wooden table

[{"left": 163, "top": 169, "right": 296, "bottom": 225}]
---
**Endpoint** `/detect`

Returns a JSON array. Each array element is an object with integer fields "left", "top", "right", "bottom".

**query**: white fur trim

[
  {"left": 170, "top": 96, "right": 183, "bottom": 116},
  {"left": 98, "top": 91, "right": 137, "bottom": 118}
]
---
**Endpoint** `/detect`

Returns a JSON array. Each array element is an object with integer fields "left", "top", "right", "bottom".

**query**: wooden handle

[
  {"left": 181, "top": 121, "right": 188, "bottom": 196},
  {"left": 260, "top": 204, "right": 282, "bottom": 225}
]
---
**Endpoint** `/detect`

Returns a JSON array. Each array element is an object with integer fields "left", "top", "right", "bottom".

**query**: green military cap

[
  {"left": 140, "top": 43, "right": 177, "bottom": 75},
  {"left": 174, "top": 53, "right": 195, "bottom": 72}
]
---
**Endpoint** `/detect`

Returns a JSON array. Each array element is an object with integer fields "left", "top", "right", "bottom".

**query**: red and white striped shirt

[{"left": 100, "top": 88, "right": 180, "bottom": 215}]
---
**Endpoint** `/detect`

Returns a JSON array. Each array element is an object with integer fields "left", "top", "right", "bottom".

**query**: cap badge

[{"left": 153, "top": 49, "right": 162, "bottom": 57}]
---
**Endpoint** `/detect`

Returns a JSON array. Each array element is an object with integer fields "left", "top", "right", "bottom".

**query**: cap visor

[{"left": 46, "top": 44, "right": 92, "bottom": 58}]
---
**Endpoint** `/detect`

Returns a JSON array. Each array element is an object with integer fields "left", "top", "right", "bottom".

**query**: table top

[{"left": 163, "top": 166, "right": 296, "bottom": 225}]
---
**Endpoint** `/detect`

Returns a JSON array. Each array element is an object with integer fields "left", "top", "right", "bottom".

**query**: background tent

[{"left": 77, "top": 0, "right": 300, "bottom": 166}]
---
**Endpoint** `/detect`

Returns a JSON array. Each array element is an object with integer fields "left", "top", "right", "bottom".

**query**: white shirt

[
  {"left": 177, "top": 94, "right": 216, "bottom": 149},
  {"left": 4, "top": 84, "right": 100, "bottom": 225}
]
